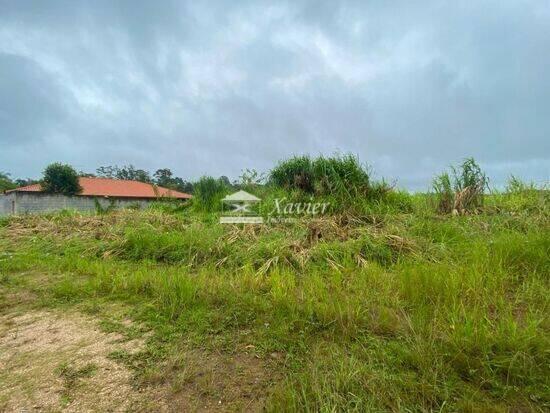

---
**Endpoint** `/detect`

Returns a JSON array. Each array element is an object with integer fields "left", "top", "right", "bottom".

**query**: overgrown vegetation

[
  {"left": 192, "top": 176, "right": 230, "bottom": 212},
  {"left": 1, "top": 157, "right": 548, "bottom": 411},
  {"left": 269, "top": 154, "right": 373, "bottom": 199},
  {"left": 93, "top": 198, "right": 117, "bottom": 215}
]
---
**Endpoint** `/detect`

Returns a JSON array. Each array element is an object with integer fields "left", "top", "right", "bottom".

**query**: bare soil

[
  {"left": 0, "top": 308, "right": 275, "bottom": 412},
  {"left": 0, "top": 309, "right": 165, "bottom": 412}
]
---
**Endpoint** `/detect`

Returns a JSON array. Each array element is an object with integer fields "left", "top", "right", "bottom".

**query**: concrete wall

[
  {"left": 0, "top": 192, "right": 164, "bottom": 215},
  {"left": 0, "top": 193, "right": 16, "bottom": 216}
]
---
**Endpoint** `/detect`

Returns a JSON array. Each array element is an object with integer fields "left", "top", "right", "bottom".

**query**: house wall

[{"left": 0, "top": 192, "right": 167, "bottom": 215}]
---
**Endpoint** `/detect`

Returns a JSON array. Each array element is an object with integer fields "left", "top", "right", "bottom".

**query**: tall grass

[
  {"left": 269, "top": 154, "right": 386, "bottom": 203},
  {"left": 433, "top": 158, "right": 488, "bottom": 214},
  {"left": 191, "top": 176, "right": 229, "bottom": 212}
]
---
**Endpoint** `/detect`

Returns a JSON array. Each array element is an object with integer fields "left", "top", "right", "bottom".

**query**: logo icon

[{"left": 220, "top": 190, "right": 263, "bottom": 224}]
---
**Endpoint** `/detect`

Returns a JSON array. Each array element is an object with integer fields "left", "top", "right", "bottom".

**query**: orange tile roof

[{"left": 8, "top": 177, "right": 192, "bottom": 199}]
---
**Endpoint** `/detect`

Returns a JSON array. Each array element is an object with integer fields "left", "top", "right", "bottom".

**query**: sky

[{"left": 1, "top": 0, "right": 549, "bottom": 190}]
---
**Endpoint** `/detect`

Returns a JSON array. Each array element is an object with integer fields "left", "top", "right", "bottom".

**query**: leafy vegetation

[
  {"left": 95, "top": 164, "right": 152, "bottom": 183},
  {"left": 192, "top": 176, "right": 230, "bottom": 212},
  {"left": 0, "top": 172, "right": 16, "bottom": 192},
  {"left": 41, "top": 162, "right": 82, "bottom": 196}
]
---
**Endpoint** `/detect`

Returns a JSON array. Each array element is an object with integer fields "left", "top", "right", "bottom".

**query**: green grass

[{"left": 0, "top": 189, "right": 548, "bottom": 411}]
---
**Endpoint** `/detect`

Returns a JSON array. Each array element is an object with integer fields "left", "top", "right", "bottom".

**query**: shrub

[
  {"left": 312, "top": 155, "right": 370, "bottom": 199},
  {"left": 270, "top": 156, "right": 314, "bottom": 193},
  {"left": 192, "top": 176, "right": 229, "bottom": 212},
  {"left": 41, "top": 163, "right": 82, "bottom": 196},
  {"left": 269, "top": 155, "right": 371, "bottom": 201},
  {"left": 433, "top": 158, "right": 488, "bottom": 214},
  {"left": 452, "top": 158, "right": 487, "bottom": 193}
]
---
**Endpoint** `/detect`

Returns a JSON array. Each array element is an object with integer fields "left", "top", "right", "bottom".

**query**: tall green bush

[
  {"left": 41, "top": 163, "right": 82, "bottom": 196},
  {"left": 269, "top": 154, "right": 372, "bottom": 201},
  {"left": 269, "top": 156, "right": 314, "bottom": 193}
]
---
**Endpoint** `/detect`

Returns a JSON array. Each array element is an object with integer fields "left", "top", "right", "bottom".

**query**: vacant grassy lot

[{"left": 0, "top": 189, "right": 548, "bottom": 411}]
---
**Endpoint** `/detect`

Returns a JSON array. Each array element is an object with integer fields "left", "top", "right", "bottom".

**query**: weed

[{"left": 433, "top": 158, "right": 488, "bottom": 214}]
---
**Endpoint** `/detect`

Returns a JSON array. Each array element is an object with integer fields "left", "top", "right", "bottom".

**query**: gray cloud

[{"left": 0, "top": 0, "right": 548, "bottom": 189}]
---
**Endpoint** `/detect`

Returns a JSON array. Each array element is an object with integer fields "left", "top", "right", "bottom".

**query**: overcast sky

[{"left": 1, "top": 1, "right": 549, "bottom": 189}]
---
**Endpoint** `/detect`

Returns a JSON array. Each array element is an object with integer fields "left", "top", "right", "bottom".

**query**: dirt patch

[
  {"left": 0, "top": 310, "right": 166, "bottom": 412},
  {"left": 163, "top": 348, "right": 277, "bottom": 412},
  {"left": 0, "top": 309, "right": 278, "bottom": 412}
]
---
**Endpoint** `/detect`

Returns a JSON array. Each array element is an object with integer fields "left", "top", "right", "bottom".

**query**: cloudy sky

[{"left": 1, "top": 0, "right": 549, "bottom": 189}]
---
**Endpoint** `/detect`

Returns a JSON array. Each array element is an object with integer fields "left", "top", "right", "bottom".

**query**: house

[{"left": 0, "top": 177, "right": 192, "bottom": 215}]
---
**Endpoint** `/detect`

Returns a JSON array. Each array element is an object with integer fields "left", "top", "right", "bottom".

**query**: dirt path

[
  {"left": 0, "top": 309, "right": 166, "bottom": 412},
  {"left": 0, "top": 306, "right": 276, "bottom": 412}
]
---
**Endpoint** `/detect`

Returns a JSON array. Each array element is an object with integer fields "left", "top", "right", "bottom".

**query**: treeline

[{"left": 0, "top": 173, "right": 37, "bottom": 192}]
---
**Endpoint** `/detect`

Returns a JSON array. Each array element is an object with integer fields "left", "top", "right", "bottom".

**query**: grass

[
  {"left": 57, "top": 362, "right": 98, "bottom": 402},
  {"left": 0, "top": 186, "right": 548, "bottom": 411}
]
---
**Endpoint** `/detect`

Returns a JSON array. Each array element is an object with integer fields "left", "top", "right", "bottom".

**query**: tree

[
  {"left": 41, "top": 163, "right": 82, "bottom": 195},
  {"left": 96, "top": 165, "right": 119, "bottom": 179},
  {"left": 96, "top": 164, "right": 151, "bottom": 183},
  {"left": 15, "top": 178, "right": 38, "bottom": 187},
  {"left": 96, "top": 165, "right": 193, "bottom": 193},
  {"left": 0, "top": 172, "right": 16, "bottom": 192},
  {"left": 153, "top": 168, "right": 194, "bottom": 193},
  {"left": 218, "top": 175, "right": 231, "bottom": 187},
  {"left": 116, "top": 165, "right": 151, "bottom": 182},
  {"left": 237, "top": 168, "right": 265, "bottom": 188},
  {"left": 175, "top": 179, "right": 194, "bottom": 194},
  {"left": 153, "top": 168, "right": 174, "bottom": 187}
]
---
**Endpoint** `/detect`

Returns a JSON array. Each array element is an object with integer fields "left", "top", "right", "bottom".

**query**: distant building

[{"left": 0, "top": 177, "right": 192, "bottom": 215}]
